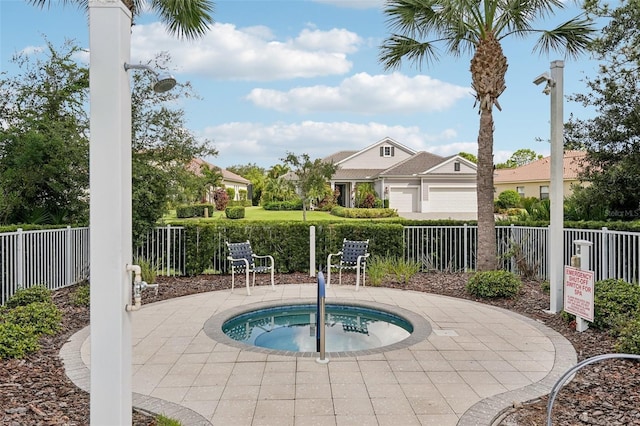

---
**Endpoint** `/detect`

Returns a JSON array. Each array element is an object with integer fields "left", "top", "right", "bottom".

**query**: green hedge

[
  {"left": 176, "top": 204, "right": 215, "bottom": 218},
  {"left": 225, "top": 206, "right": 245, "bottom": 219},
  {"left": 181, "top": 221, "right": 404, "bottom": 275},
  {"left": 262, "top": 200, "right": 304, "bottom": 211},
  {"left": 330, "top": 206, "right": 398, "bottom": 218}
]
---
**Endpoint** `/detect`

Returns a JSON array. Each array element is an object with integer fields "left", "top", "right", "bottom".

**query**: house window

[
  {"left": 380, "top": 146, "right": 394, "bottom": 157},
  {"left": 454, "top": 161, "right": 460, "bottom": 172},
  {"left": 516, "top": 186, "right": 525, "bottom": 197},
  {"left": 540, "top": 185, "right": 549, "bottom": 200}
]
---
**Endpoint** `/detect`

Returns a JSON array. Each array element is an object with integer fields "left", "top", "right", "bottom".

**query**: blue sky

[{"left": 1, "top": 0, "right": 599, "bottom": 170}]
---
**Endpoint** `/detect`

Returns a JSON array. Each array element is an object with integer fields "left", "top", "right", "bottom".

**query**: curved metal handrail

[{"left": 547, "top": 353, "right": 640, "bottom": 425}]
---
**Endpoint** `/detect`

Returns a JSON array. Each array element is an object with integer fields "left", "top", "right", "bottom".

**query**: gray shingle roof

[{"left": 379, "top": 151, "right": 445, "bottom": 176}]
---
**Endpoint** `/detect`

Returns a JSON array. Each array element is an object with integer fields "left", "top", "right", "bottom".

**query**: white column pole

[
  {"left": 89, "top": 1, "right": 133, "bottom": 424},
  {"left": 548, "top": 60, "right": 565, "bottom": 313}
]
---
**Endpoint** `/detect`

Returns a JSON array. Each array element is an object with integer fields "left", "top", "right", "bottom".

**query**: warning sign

[{"left": 564, "top": 266, "right": 595, "bottom": 322}]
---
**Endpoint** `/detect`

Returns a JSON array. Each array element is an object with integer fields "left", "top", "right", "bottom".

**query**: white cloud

[
  {"left": 200, "top": 120, "right": 469, "bottom": 168},
  {"left": 130, "top": 22, "right": 360, "bottom": 80},
  {"left": 246, "top": 72, "right": 471, "bottom": 114}
]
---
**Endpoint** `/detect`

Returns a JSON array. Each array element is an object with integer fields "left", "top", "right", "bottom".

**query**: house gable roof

[
  {"left": 188, "top": 158, "right": 251, "bottom": 185},
  {"left": 335, "top": 137, "right": 416, "bottom": 166},
  {"left": 379, "top": 151, "right": 445, "bottom": 176},
  {"left": 494, "top": 150, "right": 586, "bottom": 183},
  {"left": 421, "top": 155, "right": 477, "bottom": 174}
]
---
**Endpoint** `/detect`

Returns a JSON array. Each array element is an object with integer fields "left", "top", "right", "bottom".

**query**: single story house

[
  {"left": 493, "top": 150, "right": 587, "bottom": 199},
  {"left": 325, "top": 137, "right": 478, "bottom": 216},
  {"left": 188, "top": 158, "right": 251, "bottom": 202}
]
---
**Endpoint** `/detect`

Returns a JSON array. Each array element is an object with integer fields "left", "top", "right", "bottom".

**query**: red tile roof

[{"left": 494, "top": 150, "right": 586, "bottom": 183}]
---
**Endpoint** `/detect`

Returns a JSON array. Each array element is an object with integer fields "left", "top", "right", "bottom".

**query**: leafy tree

[
  {"left": 496, "top": 149, "right": 543, "bottom": 169},
  {"left": 261, "top": 176, "right": 296, "bottom": 204},
  {"left": 379, "top": 0, "right": 594, "bottom": 271},
  {"left": 282, "top": 152, "right": 338, "bottom": 221},
  {"left": 268, "top": 164, "right": 290, "bottom": 179},
  {"left": 0, "top": 39, "right": 89, "bottom": 225},
  {"left": 28, "top": 0, "right": 214, "bottom": 40},
  {"left": 227, "top": 163, "right": 266, "bottom": 206},
  {"left": 199, "top": 162, "right": 223, "bottom": 203},
  {"left": 130, "top": 53, "right": 217, "bottom": 242},
  {"left": 355, "top": 183, "right": 378, "bottom": 208},
  {"left": 458, "top": 152, "right": 477, "bottom": 163},
  {"left": 565, "top": 0, "right": 640, "bottom": 221}
]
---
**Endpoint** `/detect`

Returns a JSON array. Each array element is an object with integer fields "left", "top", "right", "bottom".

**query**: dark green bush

[
  {"left": 263, "top": 200, "right": 303, "bottom": 210},
  {"left": 497, "top": 190, "right": 521, "bottom": 209},
  {"left": 225, "top": 206, "right": 245, "bottom": 219},
  {"left": 71, "top": 283, "right": 90, "bottom": 307},
  {"left": 5, "top": 285, "right": 51, "bottom": 309},
  {"left": 176, "top": 204, "right": 215, "bottom": 218},
  {"left": 466, "top": 270, "right": 522, "bottom": 298},
  {"left": 330, "top": 206, "right": 398, "bottom": 218},
  {"left": 6, "top": 301, "right": 61, "bottom": 335},
  {"left": 614, "top": 314, "right": 640, "bottom": 354},
  {"left": 592, "top": 278, "right": 640, "bottom": 331},
  {"left": 0, "top": 322, "right": 40, "bottom": 359}
]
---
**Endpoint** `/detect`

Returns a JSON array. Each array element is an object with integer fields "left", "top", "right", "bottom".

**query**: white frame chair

[
  {"left": 327, "top": 238, "right": 370, "bottom": 291},
  {"left": 226, "top": 240, "right": 275, "bottom": 295}
]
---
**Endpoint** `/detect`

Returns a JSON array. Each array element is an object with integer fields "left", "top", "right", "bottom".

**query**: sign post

[{"left": 564, "top": 240, "right": 594, "bottom": 332}]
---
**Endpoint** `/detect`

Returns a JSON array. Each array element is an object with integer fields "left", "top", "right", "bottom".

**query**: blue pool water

[{"left": 222, "top": 304, "right": 413, "bottom": 352}]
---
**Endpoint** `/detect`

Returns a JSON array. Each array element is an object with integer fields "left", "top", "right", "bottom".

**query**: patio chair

[
  {"left": 226, "top": 240, "right": 275, "bottom": 295},
  {"left": 327, "top": 239, "right": 370, "bottom": 291}
]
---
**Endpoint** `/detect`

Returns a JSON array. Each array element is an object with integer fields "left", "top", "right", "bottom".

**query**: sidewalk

[{"left": 60, "top": 284, "right": 575, "bottom": 425}]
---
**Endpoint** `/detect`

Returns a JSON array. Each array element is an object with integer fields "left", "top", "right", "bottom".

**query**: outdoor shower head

[{"left": 124, "top": 63, "right": 177, "bottom": 93}]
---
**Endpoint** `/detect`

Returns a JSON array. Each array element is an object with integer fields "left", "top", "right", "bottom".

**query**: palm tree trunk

[{"left": 476, "top": 107, "right": 497, "bottom": 271}]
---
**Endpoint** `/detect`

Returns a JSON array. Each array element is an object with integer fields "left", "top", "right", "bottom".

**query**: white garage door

[
  {"left": 389, "top": 187, "right": 418, "bottom": 212},
  {"left": 428, "top": 187, "right": 476, "bottom": 212}
]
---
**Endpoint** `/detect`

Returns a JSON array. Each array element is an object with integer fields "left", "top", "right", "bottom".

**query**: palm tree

[
  {"left": 379, "top": 0, "right": 594, "bottom": 271},
  {"left": 28, "top": 0, "right": 214, "bottom": 40}
]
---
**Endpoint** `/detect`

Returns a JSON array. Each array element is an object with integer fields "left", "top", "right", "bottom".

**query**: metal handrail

[{"left": 547, "top": 353, "right": 640, "bottom": 425}]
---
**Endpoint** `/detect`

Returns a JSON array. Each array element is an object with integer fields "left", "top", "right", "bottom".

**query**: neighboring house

[
  {"left": 493, "top": 150, "right": 587, "bottom": 200},
  {"left": 188, "top": 158, "right": 251, "bottom": 202},
  {"left": 325, "top": 137, "right": 478, "bottom": 217}
]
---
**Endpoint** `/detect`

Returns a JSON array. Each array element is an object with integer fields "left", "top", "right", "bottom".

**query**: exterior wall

[
  {"left": 430, "top": 159, "right": 476, "bottom": 174},
  {"left": 339, "top": 144, "right": 413, "bottom": 169},
  {"left": 494, "top": 179, "right": 581, "bottom": 199},
  {"left": 421, "top": 176, "right": 477, "bottom": 213},
  {"left": 223, "top": 181, "right": 249, "bottom": 201}
]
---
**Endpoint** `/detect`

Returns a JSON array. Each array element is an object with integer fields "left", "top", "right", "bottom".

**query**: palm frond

[
  {"left": 151, "top": 0, "right": 215, "bottom": 40},
  {"left": 379, "top": 35, "right": 440, "bottom": 70},
  {"left": 533, "top": 16, "right": 596, "bottom": 60}
]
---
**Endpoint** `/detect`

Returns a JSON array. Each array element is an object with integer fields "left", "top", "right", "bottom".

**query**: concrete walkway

[{"left": 60, "top": 283, "right": 576, "bottom": 425}]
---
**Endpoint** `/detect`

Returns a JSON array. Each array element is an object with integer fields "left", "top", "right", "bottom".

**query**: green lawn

[{"left": 163, "top": 206, "right": 397, "bottom": 223}]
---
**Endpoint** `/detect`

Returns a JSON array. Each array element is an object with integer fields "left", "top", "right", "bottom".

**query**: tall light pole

[
  {"left": 534, "top": 60, "right": 565, "bottom": 313},
  {"left": 89, "top": 0, "right": 133, "bottom": 423}
]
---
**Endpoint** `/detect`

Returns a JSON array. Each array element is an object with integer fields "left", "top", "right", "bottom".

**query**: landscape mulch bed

[{"left": 1, "top": 272, "right": 639, "bottom": 425}]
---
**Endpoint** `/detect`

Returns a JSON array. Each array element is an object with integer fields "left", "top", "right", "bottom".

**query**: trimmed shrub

[
  {"left": 0, "top": 322, "right": 40, "bottom": 359},
  {"left": 614, "top": 314, "right": 640, "bottom": 355},
  {"left": 225, "top": 206, "right": 245, "bottom": 219},
  {"left": 466, "top": 270, "right": 522, "bottom": 298},
  {"left": 263, "top": 200, "right": 303, "bottom": 211},
  {"left": 225, "top": 187, "right": 235, "bottom": 201},
  {"left": 6, "top": 301, "right": 61, "bottom": 335},
  {"left": 71, "top": 283, "right": 90, "bottom": 307},
  {"left": 497, "top": 190, "right": 521, "bottom": 209},
  {"left": 330, "top": 206, "right": 398, "bottom": 218},
  {"left": 176, "top": 204, "right": 214, "bottom": 218},
  {"left": 5, "top": 285, "right": 51, "bottom": 309},
  {"left": 592, "top": 278, "right": 640, "bottom": 331}
]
